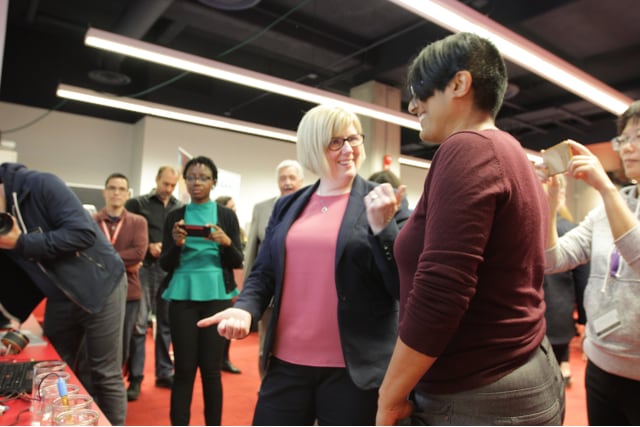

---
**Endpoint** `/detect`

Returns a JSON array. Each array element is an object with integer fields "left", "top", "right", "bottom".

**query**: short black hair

[
  {"left": 407, "top": 32, "right": 507, "bottom": 118},
  {"left": 104, "top": 172, "right": 129, "bottom": 187},
  {"left": 183, "top": 156, "right": 218, "bottom": 181}
]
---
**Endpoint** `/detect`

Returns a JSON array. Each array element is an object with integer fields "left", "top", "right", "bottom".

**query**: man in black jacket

[
  {"left": 124, "top": 166, "right": 181, "bottom": 400},
  {"left": 0, "top": 162, "right": 127, "bottom": 425}
]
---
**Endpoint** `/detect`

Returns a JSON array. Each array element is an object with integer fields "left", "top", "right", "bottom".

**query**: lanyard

[{"left": 100, "top": 218, "right": 124, "bottom": 245}]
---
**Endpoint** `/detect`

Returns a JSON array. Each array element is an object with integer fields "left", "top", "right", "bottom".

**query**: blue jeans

[
  {"left": 128, "top": 262, "right": 173, "bottom": 380},
  {"left": 43, "top": 274, "right": 127, "bottom": 426},
  {"left": 408, "top": 337, "right": 565, "bottom": 425}
]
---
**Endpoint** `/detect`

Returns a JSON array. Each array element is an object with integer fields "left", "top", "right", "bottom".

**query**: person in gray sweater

[{"left": 542, "top": 100, "right": 640, "bottom": 425}]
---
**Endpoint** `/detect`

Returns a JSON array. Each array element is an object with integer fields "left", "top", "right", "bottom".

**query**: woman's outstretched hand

[{"left": 197, "top": 307, "right": 252, "bottom": 340}]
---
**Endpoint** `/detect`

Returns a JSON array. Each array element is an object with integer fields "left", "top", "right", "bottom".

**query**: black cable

[
  {"left": 1, "top": 392, "right": 32, "bottom": 426},
  {"left": 34, "top": 371, "right": 66, "bottom": 402},
  {"left": 8, "top": 407, "right": 30, "bottom": 426},
  {"left": 126, "top": 0, "right": 313, "bottom": 99},
  {"left": 2, "top": 101, "right": 68, "bottom": 135}
]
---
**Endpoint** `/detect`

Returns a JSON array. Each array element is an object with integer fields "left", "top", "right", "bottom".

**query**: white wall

[
  {"left": 135, "top": 116, "right": 320, "bottom": 227},
  {"left": 0, "top": 102, "right": 134, "bottom": 185},
  {"left": 0, "top": 102, "right": 431, "bottom": 228},
  {"left": 399, "top": 162, "right": 427, "bottom": 209},
  {"left": 5, "top": 100, "right": 611, "bottom": 232}
]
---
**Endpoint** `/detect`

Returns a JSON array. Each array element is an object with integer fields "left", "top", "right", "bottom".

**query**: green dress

[{"left": 162, "top": 201, "right": 239, "bottom": 301}]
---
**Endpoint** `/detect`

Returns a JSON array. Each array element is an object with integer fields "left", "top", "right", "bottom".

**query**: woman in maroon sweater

[{"left": 376, "top": 32, "right": 565, "bottom": 425}]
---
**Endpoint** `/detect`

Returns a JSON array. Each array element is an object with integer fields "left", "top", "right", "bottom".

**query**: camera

[{"left": 0, "top": 212, "right": 14, "bottom": 235}]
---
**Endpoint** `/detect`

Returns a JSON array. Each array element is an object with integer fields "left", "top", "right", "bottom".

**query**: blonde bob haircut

[{"left": 296, "top": 105, "right": 365, "bottom": 176}]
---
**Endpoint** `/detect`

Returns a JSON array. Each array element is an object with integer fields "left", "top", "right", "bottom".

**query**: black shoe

[
  {"left": 222, "top": 360, "right": 241, "bottom": 374},
  {"left": 127, "top": 378, "right": 142, "bottom": 401},
  {"left": 155, "top": 375, "right": 174, "bottom": 388}
]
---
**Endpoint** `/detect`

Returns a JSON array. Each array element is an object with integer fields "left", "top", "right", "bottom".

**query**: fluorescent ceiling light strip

[
  {"left": 85, "top": 28, "right": 421, "bottom": 131},
  {"left": 399, "top": 156, "right": 431, "bottom": 169},
  {"left": 56, "top": 83, "right": 298, "bottom": 142},
  {"left": 58, "top": 83, "right": 542, "bottom": 166},
  {"left": 399, "top": 151, "right": 540, "bottom": 169},
  {"left": 388, "top": 0, "right": 632, "bottom": 115}
]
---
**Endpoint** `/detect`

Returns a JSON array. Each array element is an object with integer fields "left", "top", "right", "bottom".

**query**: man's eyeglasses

[
  {"left": 611, "top": 131, "right": 640, "bottom": 151},
  {"left": 328, "top": 134, "right": 365, "bottom": 151},
  {"left": 185, "top": 176, "right": 213, "bottom": 183},
  {"left": 106, "top": 186, "right": 128, "bottom": 193}
]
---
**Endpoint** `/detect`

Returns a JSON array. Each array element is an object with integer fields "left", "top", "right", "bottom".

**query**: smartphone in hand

[
  {"left": 179, "top": 224, "right": 211, "bottom": 237},
  {"left": 542, "top": 140, "right": 573, "bottom": 176}
]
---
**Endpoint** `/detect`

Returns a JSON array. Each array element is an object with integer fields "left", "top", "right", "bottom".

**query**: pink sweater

[{"left": 272, "top": 193, "right": 349, "bottom": 367}]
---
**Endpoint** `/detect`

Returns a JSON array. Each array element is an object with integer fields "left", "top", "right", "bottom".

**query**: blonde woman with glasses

[{"left": 198, "top": 104, "right": 411, "bottom": 425}]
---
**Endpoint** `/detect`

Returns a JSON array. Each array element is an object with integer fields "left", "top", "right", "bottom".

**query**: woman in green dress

[{"left": 160, "top": 155, "right": 244, "bottom": 425}]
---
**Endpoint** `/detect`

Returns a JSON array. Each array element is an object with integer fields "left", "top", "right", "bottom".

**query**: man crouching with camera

[{"left": 0, "top": 162, "right": 128, "bottom": 425}]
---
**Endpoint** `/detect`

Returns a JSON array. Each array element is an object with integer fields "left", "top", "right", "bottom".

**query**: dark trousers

[
  {"left": 43, "top": 275, "right": 127, "bottom": 425},
  {"left": 129, "top": 262, "right": 173, "bottom": 380},
  {"left": 253, "top": 357, "right": 378, "bottom": 426},
  {"left": 551, "top": 342, "right": 570, "bottom": 363},
  {"left": 77, "top": 299, "right": 140, "bottom": 394},
  {"left": 586, "top": 359, "right": 640, "bottom": 425},
  {"left": 169, "top": 299, "right": 231, "bottom": 426},
  {"left": 122, "top": 299, "right": 140, "bottom": 371}
]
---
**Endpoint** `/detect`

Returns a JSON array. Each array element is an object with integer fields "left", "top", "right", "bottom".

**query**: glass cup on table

[
  {"left": 51, "top": 394, "right": 94, "bottom": 426},
  {"left": 54, "top": 408, "right": 100, "bottom": 426},
  {"left": 31, "top": 361, "right": 67, "bottom": 401},
  {"left": 38, "top": 382, "right": 82, "bottom": 426},
  {"left": 31, "top": 365, "right": 70, "bottom": 425}
]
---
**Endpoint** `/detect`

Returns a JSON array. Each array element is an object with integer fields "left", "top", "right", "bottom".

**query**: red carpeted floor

[
  {"left": 124, "top": 329, "right": 588, "bottom": 426},
  {"left": 125, "top": 331, "right": 259, "bottom": 426}
]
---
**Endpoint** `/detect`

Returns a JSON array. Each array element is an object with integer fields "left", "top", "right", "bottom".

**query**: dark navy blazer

[{"left": 235, "top": 174, "right": 411, "bottom": 390}]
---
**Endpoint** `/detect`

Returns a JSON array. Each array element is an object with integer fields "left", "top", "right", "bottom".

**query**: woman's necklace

[
  {"left": 313, "top": 192, "right": 348, "bottom": 213},
  {"left": 315, "top": 194, "right": 330, "bottom": 213}
]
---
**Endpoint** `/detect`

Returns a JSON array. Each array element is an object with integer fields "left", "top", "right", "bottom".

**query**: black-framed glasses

[
  {"left": 328, "top": 134, "right": 364, "bottom": 151},
  {"left": 611, "top": 131, "right": 640, "bottom": 151},
  {"left": 185, "top": 175, "right": 213, "bottom": 183}
]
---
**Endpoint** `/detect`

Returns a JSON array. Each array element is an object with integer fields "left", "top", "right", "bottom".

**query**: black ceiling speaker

[
  {"left": 197, "top": 0, "right": 262, "bottom": 11},
  {"left": 88, "top": 69, "right": 132, "bottom": 87}
]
